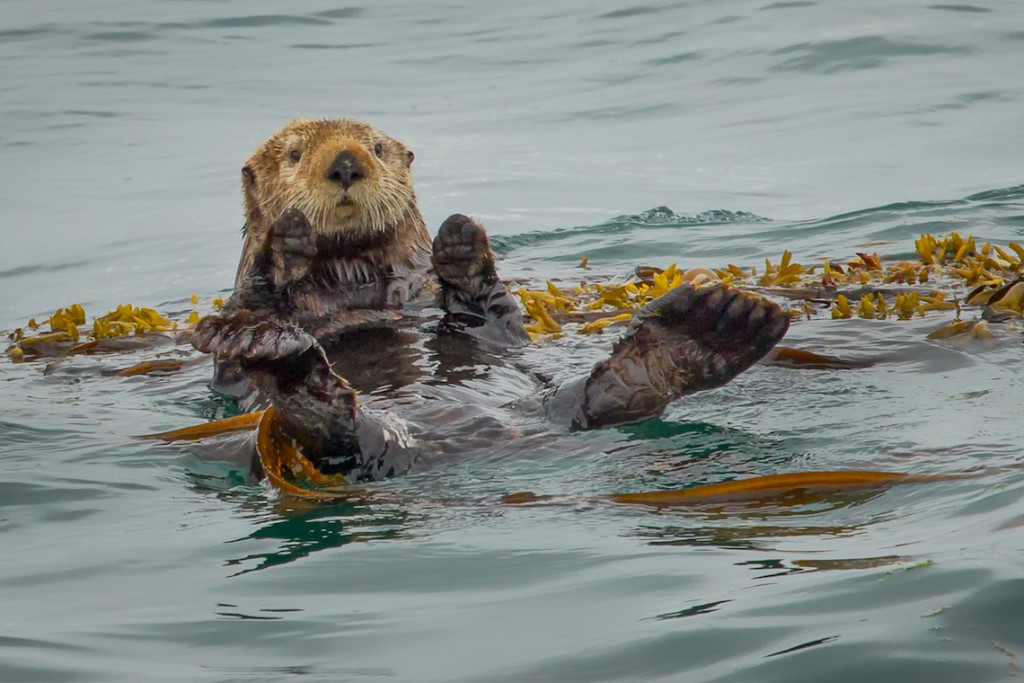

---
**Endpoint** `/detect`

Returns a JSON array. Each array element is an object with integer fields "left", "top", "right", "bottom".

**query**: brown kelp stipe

[
  {"left": 765, "top": 346, "right": 875, "bottom": 369},
  {"left": 141, "top": 411, "right": 971, "bottom": 506},
  {"left": 604, "top": 470, "right": 965, "bottom": 508},
  {"left": 137, "top": 408, "right": 358, "bottom": 501},
  {"left": 255, "top": 407, "right": 351, "bottom": 500},
  {"left": 113, "top": 358, "right": 209, "bottom": 377},
  {"left": 500, "top": 470, "right": 968, "bottom": 509},
  {"left": 138, "top": 411, "right": 265, "bottom": 442}
]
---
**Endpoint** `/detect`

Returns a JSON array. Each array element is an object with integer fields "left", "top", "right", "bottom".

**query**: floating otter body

[{"left": 193, "top": 119, "right": 790, "bottom": 481}]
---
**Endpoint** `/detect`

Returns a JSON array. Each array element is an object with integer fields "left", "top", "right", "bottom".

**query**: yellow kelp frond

[
  {"left": 758, "top": 250, "right": 806, "bottom": 287},
  {"left": 831, "top": 294, "right": 852, "bottom": 319},
  {"left": 858, "top": 293, "right": 878, "bottom": 319},
  {"left": 926, "top": 319, "right": 995, "bottom": 347},
  {"left": 7, "top": 233, "right": 1024, "bottom": 361},
  {"left": 515, "top": 233, "right": 1022, "bottom": 342},
  {"left": 93, "top": 304, "right": 175, "bottom": 338},
  {"left": 7, "top": 296, "right": 223, "bottom": 362},
  {"left": 986, "top": 279, "right": 1024, "bottom": 314},
  {"left": 579, "top": 312, "right": 633, "bottom": 334},
  {"left": 518, "top": 263, "right": 718, "bottom": 338},
  {"left": 893, "top": 291, "right": 922, "bottom": 320},
  {"left": 146, "top": 409, "right": 353, "bottom": 500},
  {"left": 524, "top": 299, "right": 562, "bottom": 334}
]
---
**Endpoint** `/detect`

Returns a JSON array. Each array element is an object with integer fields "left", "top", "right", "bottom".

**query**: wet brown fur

[
  {"left": 234, "top": 118, "right": 431, "bottom": 297},
  {"left": 194, "top": 118, "right": 791, "bottom": 479}
]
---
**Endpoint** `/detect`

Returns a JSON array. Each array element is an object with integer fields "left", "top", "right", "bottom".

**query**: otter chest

[{"left": 299, "top": 256, "right": 428, "bottom": 310}]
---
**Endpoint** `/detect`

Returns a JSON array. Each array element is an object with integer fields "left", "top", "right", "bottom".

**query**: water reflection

[
  {"left": 634, "top": 521, "right": 864, "bottom": 552},
  {"left": 627, "top": 484, "right": 897, "bottom": 555},
  {"left": 223, "top": 501, "right": 413, "bottom": 576},
  {"left": 735, "top": 556, "right": 907, "bottom": 579},
  {"left": 652, "top": 599, "right": 733, "bottom": 621}
]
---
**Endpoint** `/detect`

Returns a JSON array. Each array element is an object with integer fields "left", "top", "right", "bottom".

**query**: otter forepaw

[
  {"left": 431, "top": 214, "right": 497, "bottom": 287},
  {"left": 264, "top": 207, "right": 317, "bottom": 286},
  {"left": 430, "top": 214, "right": 529, "bottom": 345},
  {"left": 192, "top": 311, "right": 316, "bottom": 366}
]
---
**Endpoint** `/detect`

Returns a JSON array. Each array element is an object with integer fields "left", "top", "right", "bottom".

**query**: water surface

[{"left": 2, "top": 1, "right": 1023, "bottom": 681}]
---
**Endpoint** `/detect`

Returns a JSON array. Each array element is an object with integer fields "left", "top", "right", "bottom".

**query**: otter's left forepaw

[{"left": 431, "top": 214, "right": 497, "bottom": 287}]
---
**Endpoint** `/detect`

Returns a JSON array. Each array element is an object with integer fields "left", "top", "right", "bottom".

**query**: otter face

[{"left": 242, "top": 118, "right": 416, "bottom": 239}]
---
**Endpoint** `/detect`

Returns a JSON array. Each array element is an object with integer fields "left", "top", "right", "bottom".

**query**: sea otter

[{"left": 192, "top": 118, "right": 790, "bottom": 481}]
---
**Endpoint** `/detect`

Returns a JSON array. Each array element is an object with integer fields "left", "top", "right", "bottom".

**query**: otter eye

[
  {"left": 373, "top": 142, "right": 383, "bottom": 159},
  {"left": 288, "top": 149, "right": 301, "bottom": 163}
]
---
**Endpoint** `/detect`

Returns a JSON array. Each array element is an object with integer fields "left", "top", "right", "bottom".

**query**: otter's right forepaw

[
  {"left": 192, "top": 311, "right": 316, "bottom": 367},
  {"left": 263, "top": 208, "right": 317, "bottom": 287},
  {"left": 431, "top": 214, "right": 497, "bottom": 288}
]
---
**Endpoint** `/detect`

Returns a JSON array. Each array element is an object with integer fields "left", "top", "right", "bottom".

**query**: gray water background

[{"left": 2, "top": 1, "right": 1024, "bottom": 681}]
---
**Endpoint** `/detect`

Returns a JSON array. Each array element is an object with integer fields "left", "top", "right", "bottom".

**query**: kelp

[
  {"left": 255, "top": 407, "right": 351, "bottom": 500},
  {"left": 604, "top": 470, "right": 964, "bottom": 507},
  {"left": 6, "top": 295, "right": 224, "bottom": 363},
  {"left": 139, "top": 411, "right": 265, "bottom": 442},
  {"left": 518, "top": 232, "right": 1024, "bottom": 343},
  {"left": 7, "top": 233, "right": 1024, "bottom": 501},
  {"left": 502, "top": 470, "right": 967, "bottom": 510}
]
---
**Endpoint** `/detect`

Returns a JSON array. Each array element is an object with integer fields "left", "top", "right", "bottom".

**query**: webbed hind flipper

[
  {"left": 544, "top": 283, "right": 790, "bottom": 429},
  {"left": 432, "top": 214, "right": 529, "bottom": 346}
]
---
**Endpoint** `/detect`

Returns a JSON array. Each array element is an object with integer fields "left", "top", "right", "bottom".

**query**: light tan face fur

[{"left": 242, "top": 118, "right": 416, "bottom": 238}]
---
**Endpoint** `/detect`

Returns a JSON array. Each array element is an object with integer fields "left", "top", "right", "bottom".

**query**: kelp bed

[
  {"left": 5, "top": 233, "right": 1023, "bottom": 502},
  {"left": 516, "top": 232, "right": 1024, "bottom": 343}
]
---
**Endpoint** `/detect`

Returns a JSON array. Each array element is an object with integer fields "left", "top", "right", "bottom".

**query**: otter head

[{"left": 241, "top": 118, "right": 417, "bottom": 240}]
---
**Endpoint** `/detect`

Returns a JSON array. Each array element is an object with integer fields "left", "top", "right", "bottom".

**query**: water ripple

[
  {"left": 769, "top": 36, "right": 972, "bottom": 74},
  {"left": 928, "top": 3, "right": 992, "bottom": 12},
  {"left": 161, "top": 14, "right": 331, "bottom": 30},
  {"left": 2, "top": 2, "right": 1023, "bottom": 680}
]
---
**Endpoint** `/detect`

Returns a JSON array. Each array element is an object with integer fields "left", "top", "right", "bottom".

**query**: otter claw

[
  {"left": 643, "top": 283, "right": 788, "bottom": 359},
  {"left": 432, "top": 214, "right": 497, "bottom": 284},
  {"left": 193, "top": 311, "right": 316, "bottom": 366},
  {"left": 265, "top": 208, "right": 317, "bottom": 286}
]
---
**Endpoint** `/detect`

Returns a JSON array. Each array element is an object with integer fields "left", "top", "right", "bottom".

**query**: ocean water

[{"left": 2, "top": 1, "right": 1024, "bottom": 681}]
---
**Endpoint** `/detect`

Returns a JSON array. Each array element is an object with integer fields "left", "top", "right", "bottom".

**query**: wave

[
  {"left": 491, "top": 208, "right": 770, "bottom": 255},
  {"left": 494, "top": 185, "right": 1024, "bottom": 268}
]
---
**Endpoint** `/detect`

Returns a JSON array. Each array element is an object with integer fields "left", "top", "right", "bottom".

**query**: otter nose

[{"left": 326, "top": 151, "right": 365, "bottom": 190}]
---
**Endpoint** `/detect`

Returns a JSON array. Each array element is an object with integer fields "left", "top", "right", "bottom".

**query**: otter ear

[
  {"left": 241, "top": 165, "right": 261, "bottom": 231},
  {"left": 405, "top": 150, "right": 415, "bottom": 167}
]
